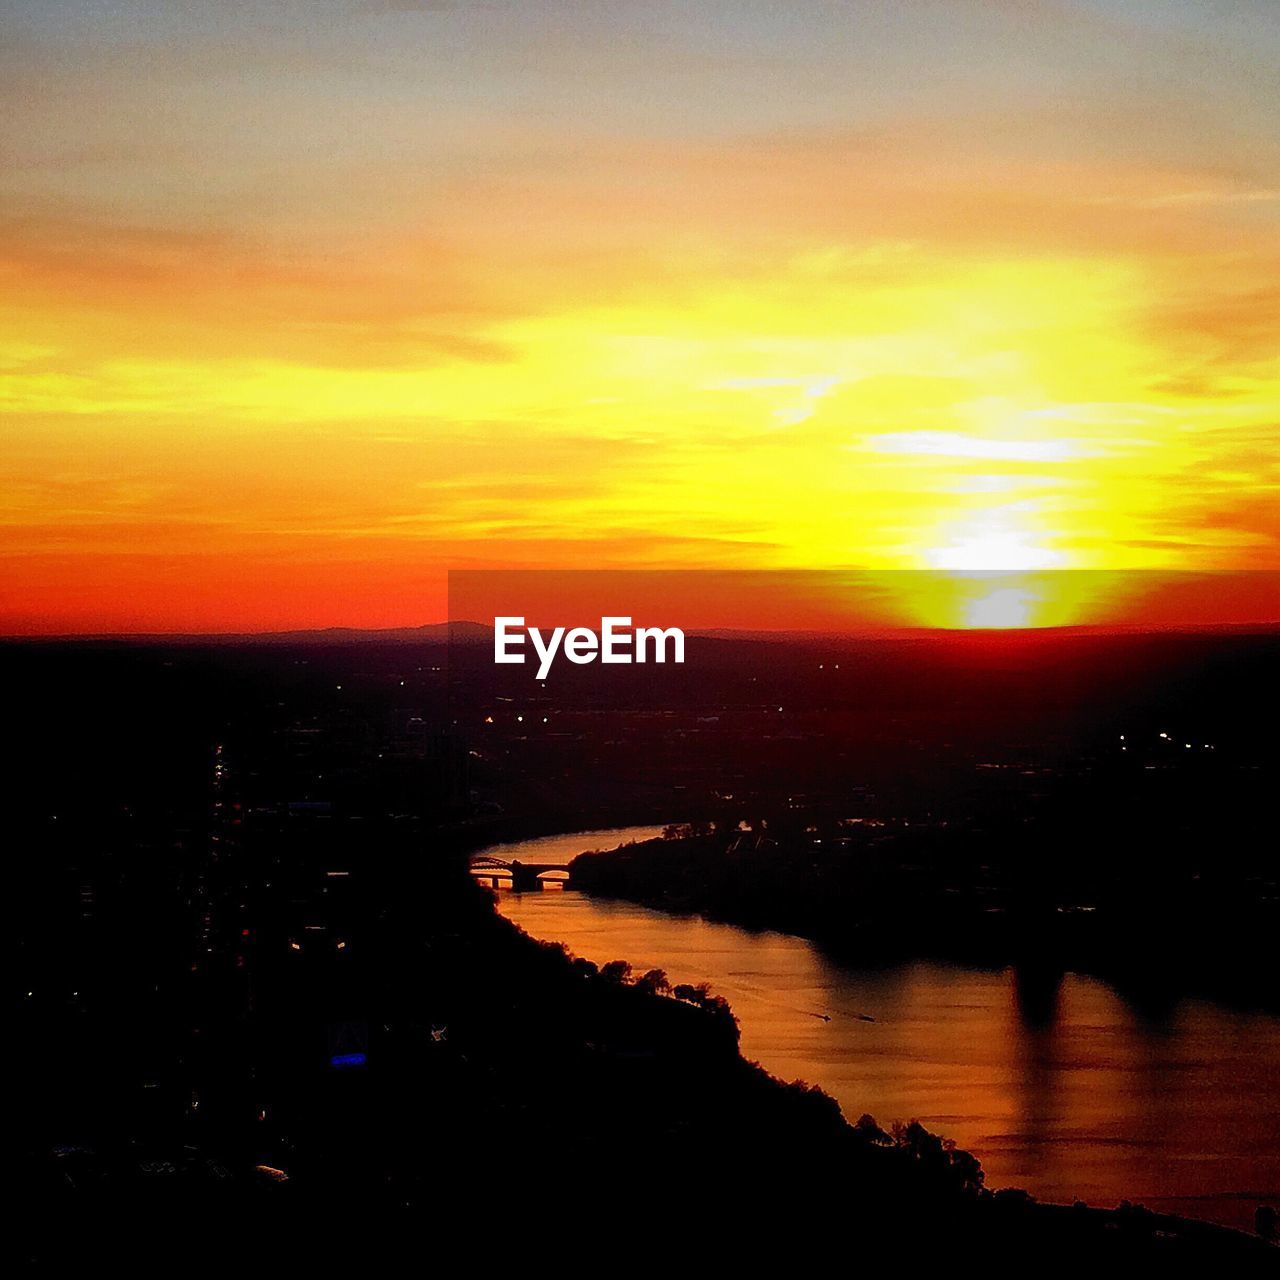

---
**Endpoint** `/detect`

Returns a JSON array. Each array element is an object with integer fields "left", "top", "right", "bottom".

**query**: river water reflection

[{"left": 480, "top": 828, "right": 1280, "bottom": 1229}]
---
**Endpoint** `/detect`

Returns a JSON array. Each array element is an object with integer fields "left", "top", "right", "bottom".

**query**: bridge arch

[{"left": 469, "top": 855, "right": 573, "bottom": 890}]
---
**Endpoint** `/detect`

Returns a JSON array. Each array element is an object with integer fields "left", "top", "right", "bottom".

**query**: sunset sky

[{"left": 4, "top": 1, "right": 1280, "bottom": 632}]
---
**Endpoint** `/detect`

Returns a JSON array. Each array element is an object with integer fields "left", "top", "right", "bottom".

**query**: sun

[
  {"left": 961, "top": 584, "right": 1037, "bottom": 629},
  {"left": 880, "top": 570, "right": 1126, "bottom": 630}
]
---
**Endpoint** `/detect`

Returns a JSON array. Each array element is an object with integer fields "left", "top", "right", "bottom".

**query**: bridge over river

[{"left": 470, "top": 855, "right": 573, "bottom": 891}]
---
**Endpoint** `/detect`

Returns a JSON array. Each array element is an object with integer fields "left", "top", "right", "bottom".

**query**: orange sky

[{"left": 4, "top": 1, "right": 1280, "bottom": 633}]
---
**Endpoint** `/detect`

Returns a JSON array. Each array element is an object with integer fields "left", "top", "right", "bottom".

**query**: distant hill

[
  {"left": 6, "top": 618, "right": 1280, "bottom": 646},
  {"left": 0, "top": 621, "right": 490, "bottom": 646}
]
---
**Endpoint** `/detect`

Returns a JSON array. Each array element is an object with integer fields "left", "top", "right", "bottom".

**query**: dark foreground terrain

[
  {"left": 14, "top": 824, "right": 1275, "bottom": 1267},
  {"left": 6, "top": 636, "right": 1278, "bottom": 1265}
]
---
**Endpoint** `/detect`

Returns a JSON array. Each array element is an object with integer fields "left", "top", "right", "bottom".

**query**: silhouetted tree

[
  {"left": 635, "top": 968, "right": 671, "bottom": 996},
  {"left": 992, "top": 1187, "right": 1032, "bottom": 1206},
  {"left": 853, "top": 1114, "right": 893, "bottom": 1146},
  {"left": 892, "top": 1119, "right": 984, "bottom": 1196}
]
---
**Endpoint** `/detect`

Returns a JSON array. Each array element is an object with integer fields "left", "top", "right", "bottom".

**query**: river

[{"left": 477, "top": 826, "right": 1280, "bottom": 1230}]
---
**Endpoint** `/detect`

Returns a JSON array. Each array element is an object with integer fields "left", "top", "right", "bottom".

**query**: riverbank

[
  {"left": 460, "top": 829, "right": 1269, "bottom": 1259},
  {"left": 475, "top": 870, "right": 1274, "bottom": 1261},
  {"left": 467, "top": 822, "right": 1280, "bottom": 1239},
  {"left": 569, "top": 830, "right": 1280, "bottom": 1016}
]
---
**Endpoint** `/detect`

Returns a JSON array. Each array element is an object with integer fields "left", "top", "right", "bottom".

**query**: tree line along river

[{"left": 476, "top": 826, "right": 1280, "bottom": 1232}]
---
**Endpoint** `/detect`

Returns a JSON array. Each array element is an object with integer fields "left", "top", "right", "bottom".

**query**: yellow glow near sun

[
  {"left": 5, "top": 209, "right": 1279, "bottom": 632},
  {"left": 883, "top": 571, "right": 1131, "bottom": 630}
]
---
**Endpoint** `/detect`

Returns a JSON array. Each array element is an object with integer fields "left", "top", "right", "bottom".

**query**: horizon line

[{"left": 6, "top": 618, "right": 1280, "bottom": 644}]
